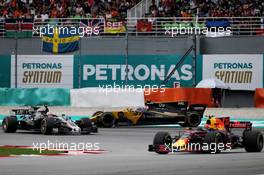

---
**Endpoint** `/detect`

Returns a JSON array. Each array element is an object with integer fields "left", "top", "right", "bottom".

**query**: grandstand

[{"left": 0, "top": 0, "right": 263, "bottom": 19}]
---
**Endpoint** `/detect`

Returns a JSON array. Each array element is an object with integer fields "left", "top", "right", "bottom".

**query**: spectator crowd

[
  {"left": 0, "top": 0, "right": 263, "bottom": 20},
  {"left": 0, "top": 0, "right": 139, "bottom": 20},
  {"left": 149, "top": 0, "right": 263, "bottom": 17}
]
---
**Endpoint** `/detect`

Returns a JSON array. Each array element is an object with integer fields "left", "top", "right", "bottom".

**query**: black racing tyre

[
  {"left": 153, "top": 132, "right": 172, "bottom": 154},
  {"left": 80, "top": 118, "right": 92, "bottom": 135},
  {"left": 91, "top": 125, "right": 98, "bottom": 133},
  {"left": 40, "top": 118, "right": 54, "bottom": 135},
  {"left": 244, "top": 131, "right": 263, "bottom": 152},
  {"left": 98, "top": 112, "right": 115, "bottom": 128},
  {"left": 186, "top": 113, "right": 202, "bottom": 127},
  {"left": 203, "top": 132, "right": 223, "bottom": 153},
  {"left": 2, "top": 116, "right": 17, "bottom": 133}
]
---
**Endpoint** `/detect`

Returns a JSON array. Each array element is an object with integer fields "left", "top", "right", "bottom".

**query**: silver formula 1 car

[{"left": 2, "top": 106, "right": 98, "bottom": 135}]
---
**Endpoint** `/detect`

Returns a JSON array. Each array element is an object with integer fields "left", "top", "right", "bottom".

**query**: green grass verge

[{"left": 0, "top": 147, "right": 64, "bottom": 156}]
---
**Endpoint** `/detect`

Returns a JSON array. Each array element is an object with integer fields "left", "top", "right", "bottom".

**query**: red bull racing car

[{"left": 148, "top": 116, "right": 263, "bottom": 154}]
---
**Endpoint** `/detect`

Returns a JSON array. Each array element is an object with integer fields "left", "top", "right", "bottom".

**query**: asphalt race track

[{"left": 0, "top": 127, "right": 264, "bottom": 175}]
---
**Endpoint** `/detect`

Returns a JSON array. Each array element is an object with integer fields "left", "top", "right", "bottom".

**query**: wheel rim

[
  {"left": 259, "top": 135, "right": 263, "bottom": 150},
  {"left": 164, "top": 135, "right": 172, "bottom": 146},
  {"left": 41, "top": 120, "right": 46, "bottom": 133},
  {"left": 103, "top": 114, "right": 114, "bottom": 126},
  {"left": 3, "top": 122, "right": 7, "bottom": 131}
]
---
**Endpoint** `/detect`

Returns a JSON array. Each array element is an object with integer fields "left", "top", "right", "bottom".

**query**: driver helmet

[
  {"left": 37, "top": 106, "right": 46, "bottom": 112},
  {"left": 205, "top": 115, "right": 217, "bottom": 130},
  {"left": 205, "top": 115, "right": 225, "bottom": 130}
]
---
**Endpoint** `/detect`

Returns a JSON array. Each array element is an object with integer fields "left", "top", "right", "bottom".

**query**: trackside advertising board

[
  {"left": 0, "top": 55, "right": 11, "bottom": 87},
  {"left": 11, "top": 55, "right": 74, "bottom": 88},
  {"left": 74, "top": 55, "right": 201, "bottom": 88},
  {"left": 202, "top": 54, "right": 263, "bottom": 90},
  {"left": 1, "top": 54, "right": 263, "bottom": 90}
]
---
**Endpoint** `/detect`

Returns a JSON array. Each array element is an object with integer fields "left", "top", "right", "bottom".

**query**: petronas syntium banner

[
  {"left": 1, "top": 54, "right": 263, "bottom": 90},
  {"left": 74, "top": 55, "right": 202, "bottom": 88}
]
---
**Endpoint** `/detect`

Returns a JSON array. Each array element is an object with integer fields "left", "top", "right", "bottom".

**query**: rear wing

[
  {"left": 11, "top": 106, "right": 39, "bottom": 115},
  {"left": 188, "top": 104, "right": 207, "bottom": 115},
  {"left": 218, "top": 117, "right": 252, "bottom": 130},
  {"left": 11, "top": 109, "right": 31, "bottom": 115},
  {"left": 229, "top": 121, "right": 252, "bottom": 130},
  {"left": 146, "top": 101, "right": 189, "bottom": 113}
]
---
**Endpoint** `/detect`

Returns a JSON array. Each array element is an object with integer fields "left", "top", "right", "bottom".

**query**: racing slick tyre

[
  {"left": 244, "top": 131, "right": 263, "bottom": 152},
  {"left": 2, "top": 116, "right": 17, "bottom": 133},
  {"left": 40, "top": 118, "right": 54, "bottom": 135},
  {"left": 153, "top": 132, "right": 172, "bottom": 154},
  {"left": 80, "top": 118, "right": 92, "bottom": 135},
  {"left": 186, "top": 113, "right": 202, "bottom": 127},
  {"left": 178, "top": 113, "right": 201, "bottom": 128},
  {"left": 204, "top": 131, "right": 223, "bottom": 153},
  {"left": 98, "top": 112, "right": 115, "bottom": 128}
]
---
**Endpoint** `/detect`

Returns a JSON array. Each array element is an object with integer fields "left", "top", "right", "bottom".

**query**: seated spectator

[
  {"left": 158, "top": 1, "right": 164, "bottom": 15},
  {"left": 75, "top": 4, "right": 84, "bottom": 15},
  {"left": 105, "top": 9, "right": 112, "bottom": 19},
  {"left": 149, "top": 0, "right": 158, "bottom": 17},
  {"left": 41, "top": 10, "right": 49, "bottom": 21},
  {"left": 119, "top": 1, "right": 128, "bottom": 19},
  {"left": 83, "top": 2, "right": 91, "bottom": 16},
  {"left": 50, "top": 6, "right": 58, "bottom": 18},
  {"left": 111, "top": 7, "right": 119, "bottom": 19},
  {"left": 13, "top": 8, "right": 21, "bottom": 18},
  {"left": 34, "top": 13, "right": 42, "bottom": 22}
]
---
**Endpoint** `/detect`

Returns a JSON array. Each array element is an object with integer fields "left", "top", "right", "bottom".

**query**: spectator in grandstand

[
  {"left": 0, "top": 4, "right": 8, "bottom": 18},
  {"left": 111, "top": 6, "right": 120, "bottom": 19},
  {"left": 157, "top": 1, "right": 164, "bottom": 15},
  {"left": 149, "top": 0, "right": 158, "bottom": 17},
  {"left": 151, "top": 0, "right": 264, "bottom": 17},
  {"left": 0, "top": 0, "right": 140, "bottom": 19},
  {"left": 34, "top": 13, "right": 41, "bottom": 22},
  {"left": 50, "top": 6, "right": 58, "bottom": 18},
  {"left": 105, "top": 9, "right": 112, "bottom": 19},
  {"left": 119, "top": 1, "right": 128, "bottom": 19},
  {"left": 83, "top": 1, "right": 92, "bottom": 16},
  {"left": 41, "top": 9, "right": 49, "bottom": 21},
  {"left": 75, "top": 4, "right": 84, "bottom": 16}
]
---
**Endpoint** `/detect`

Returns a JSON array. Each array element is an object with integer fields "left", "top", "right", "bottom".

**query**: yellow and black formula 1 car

[{"left": 92, "top": 101, "right": 206, "bottom": 128}]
